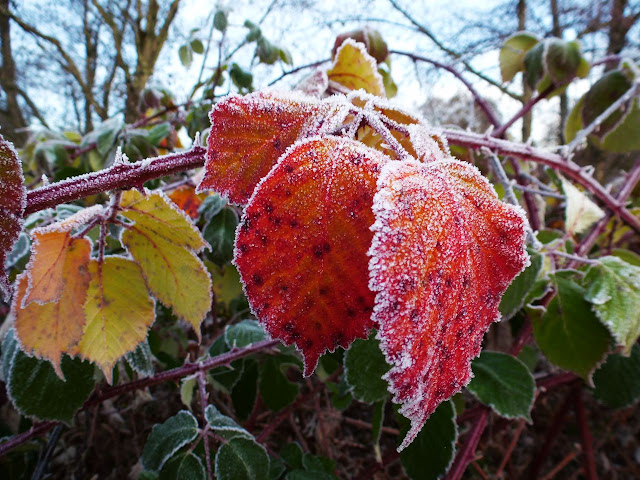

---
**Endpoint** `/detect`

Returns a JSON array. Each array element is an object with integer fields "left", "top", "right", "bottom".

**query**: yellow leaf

[
  {"left": 560, "top": 176, "right": 605, "bottom": 235},
  {"left": 121, "top": 225, "right": 211, "bottom": 340},
  {"left": 119, "top": 189, "right": 207, "bottom": 251},
  {"left": 120, "top": 188, "right": 212, "bottom": 339},
  {"left": 13, "top": 236, "right": 92, "bottom": 378},
  {"left": 77, "top": 257, "right": 155, "bottom": 383},
  {"left": 327, "top": 38, "right": 385, "bottom": 97}
]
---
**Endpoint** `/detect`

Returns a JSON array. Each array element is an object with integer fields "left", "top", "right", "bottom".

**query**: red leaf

[
  {"left": 369, "top": 159, "right": 529, "bottom": 450},
  {"left": 197, "top": 91, "right": 349, "bottom": 204},
  {"left": 0, "top": 134, "right": 26, "bottom": 301},
  {"left": 234, "top": 136, "right": 388, "bottom": 374}
]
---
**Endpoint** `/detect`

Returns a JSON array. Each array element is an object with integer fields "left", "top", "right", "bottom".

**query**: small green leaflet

[
  {"left": 259, "top": 356, "right": 299, "bottom": 412},
  {"left": 499, "top": 252, "right": 543, "bottom": 320},
  {"left": 160, "top": 452, "right": 205, "bottom": 480},
  {"left": 592, "top": 344, "right": 640, "bottom": 409},
  {"left": 399, "top": 400, "right": 457, "bottom": 480},
  {"left": 344, "top": 332, "right": 390, "bottom": 404},
  {"left": 142, "top": 411, "right": 199, "bottom": 471},
  {"left": 468, "top": 351, "right": 535, "bottom": 421},
  {"left": 3, "top": 329, "right": 95, "bottom": 424},
  {"left": 203, "top": 206, "right": 238, "bottom": 266},
  {"left": 215, "top": 437, "right": 270, "bottom": 480},
  {"left": 584, "top": 256, "right": 640, "bottom": 354},
  {"left": 531, "top": 272, "right": 611, "bottom": 381},
  {"left": 225, "top": 319, "right": 268, "bottom": 348},
  {"left": 204, "top": 404, "right": 252, "bottom": 440}
]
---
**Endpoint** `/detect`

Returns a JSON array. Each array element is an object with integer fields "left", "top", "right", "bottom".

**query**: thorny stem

[
  {"left": 0, "top": 339, "right": 280, "bottom": 458},
  {"left": 268, "top": 59, "right": 331, "bottom": 86},
  {"left": 495, "top": 420, "right": 526, "bottom": 478},
  {"left": 442, "top": 129, "right": 640, "bottom": 234},
  {"left": 512, "top": 183, "right": 565, "bottom": 199},
  {"left": 546, "top": 250, "right": 600, "bottom": 265},
  {"left": 492, "top": 85, "right": 555, "bottom": 138},
  {"left": 390, "top": 50, "right": 502, "bottom": 129},
  {"left": 197, "top": 370, "right": 214, "bottom": 480},
  {"left": 25, "top": 145, "right": 206, "bottom": 215}
]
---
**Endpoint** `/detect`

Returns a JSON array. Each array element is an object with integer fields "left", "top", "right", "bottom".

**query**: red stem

[
  {"left": 0, "top": 339, "right": 280, "bottom": 458},
  {"left": 390, "top": 50, "right": 501, "bottom": 129},
  {"left": 444, "top": 408, "right": 489, "bottom": 480},
  {"left": 493, "top": 85, "right": 554, "bottom": 138},
  {"left": 576, "top": 389, "right": 598, "bottom": 480},
  {"left": 25, "top": 145, "right": 206, "bottom": 215},
  {"left": 442, "top": 129, "right": 640, "bottom": 234}
]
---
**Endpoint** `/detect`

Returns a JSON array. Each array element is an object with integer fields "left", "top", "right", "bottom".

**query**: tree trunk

[
  {"left": 0, "top": 0, "right": 27, "bottom": 145},
  {"left": 518, "top": 0, "right": 532, "bottom": 142}
]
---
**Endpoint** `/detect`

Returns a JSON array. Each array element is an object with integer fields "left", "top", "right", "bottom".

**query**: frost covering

[
  {"left": 369, "top": 159, "right": 529, "bottom": 451},
  {"left": 0, "top": 134, "right": 26, "bottom": 301},
  {"left": 234, "top": 136, "right": 388, "bottom": 375}
]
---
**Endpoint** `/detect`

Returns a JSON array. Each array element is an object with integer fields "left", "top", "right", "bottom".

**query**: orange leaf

[
  {"left": 0, "top": 134, "right": 26, "bottom": 301},
  {"left": 167, "top": 185, "right": 205, "bottom": 219},
  {"left": 234, "top": 136, "right": 389, "bottom": 374},
  {"left": 327, "top": 39, "right": 385, "bottom": 97},
  {"left": 369, "top": 159, "right": 529, "bottom": 450},
  {"left": 13, "top": 236, "right": 91, "bottom": 378},
  {"left": 22, "top": 206, "right": 103, "bottom": 306},
  {"left": 197, "top": 91, "right": 349, "bottom": 204}
]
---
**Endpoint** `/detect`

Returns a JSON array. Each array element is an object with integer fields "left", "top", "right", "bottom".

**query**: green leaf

[
  {"left": 198, "top": 195, "right": 227, "bottom": 223},
  {"left": 160, "top": 452, "right": 205, "bottom": 480},
  {"left": 611, "top": 248, "right": 640, "bottom": 266},
  {"left": 244, "top": 21, "right": 262, "bottom": 42},
  {"left": 544, "top": 39, "right": 582, "bottom": 86},
  {"left": 142, "top": 411, "right": 199, "bottom": 471},
  {"left": 372, "top": 399, "right": 385, "bottom": 461},
  {"left": 564, "top": 94, "right": 585, "bottom": 143},
  {"left": 302, "top": 454, "right": 335, "bottom": 474},
  {"left": 232, "top": 359, "right": 258, "bottom": 420},
  {"left": 517, "top": 345, "right": 539, "bottom": 372},
  {"left": 5, "top": 232, "right": 29, "bottom": 268},
  {"left": 190, "top": 39, "right": 204, "bottom": 55},
  {"left": 215, "top": 437, "right": 270, "bottom": 480},
  {"left": 399, "top": 400, "right": 457, "bottom": 480},
  {"left": 269, "top": 456, "right": 286, "bottom": 480},
  {"left": 584, "top": 256, "right": 640, "bottom": 354},
  {"left": 499, "top": 252, "right": 543, "bottom": 320},
  {"left": 592, "top": 344, "right": 640, "bottom": 409},
  {"left": 582, "top": 70, "right": 632, "bottom": 139},
  {"left": 180, "top": 375, "right": 197, "bottom": 409},
  {"left": 280, "top": 442, "right": 304, "bottom": 469},
  {"left": 468, "top": 351, "right": 535, "bottom": 420},
  {"left": 499, "top": 32, "right": 540, "bottom": 82},
  {"left": 205, "top": 404, "right": 252, "bottom": 440},
  {"left": 599, "top": 98, "right": 640, "bottom": 153},
  {"left": 225, "top": 320, "right": 267, "bottom": 348},
  {"left": 203, "top": 207, "right": 238, "bottom": 266},
  {"left": 257, "top": 38, "right": 279, "bottom": 65},
  {"left": 126, "top": 340, "right": 155, "bottom": 377},
  {"left": 214, "top": 10, "right": 228, "bottom": 32},
  {"left": 259, "top": 356, "right": 299, "bottom": 412},
  {"left": 179, "top": 45, "right": 193, "bottom": 67},
  {"left": 279, "top": 47, "right": 293, "bottom": 65},
  {"left": 344, "top": 332, "right": 390, "bottom": 403},
  {"left": 148, "top": 123, "right": 171, "bottom": 146},
  {"left": 532, "top": 272, "right": 611, "bottom": 380},
  {"left": 230, "top": 63, "right": 253, "bottom": 91},
  {"left": 3, "top": 330, "right": 95, "bottom": 424},
  {"left": 96, "top": 118, "right": 123, "bottom": 156},
  {"left": 523, "top": 42, "right": 545, "bottom": 90}
]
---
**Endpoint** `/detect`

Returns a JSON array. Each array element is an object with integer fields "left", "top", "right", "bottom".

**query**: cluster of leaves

[{"left": 1, "top": 30, "right": 640, "bottom": 480}]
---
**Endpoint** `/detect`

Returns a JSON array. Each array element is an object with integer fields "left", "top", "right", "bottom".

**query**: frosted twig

[
  {"left": 361, "top": 108, "right": 412, "bottom": 160},
  {"left": 482, "top": 148, "right": 541, "bottom": 249},
  {"left": 268, "top": 58, "right": 331, "bottom": 86},
  {"left": 443, "top": 129, "right": 640, "bottom": 235},
  {"left": 564, "top": 81, "right": 639, "bottom": 154},
  {"left": 546, "top": 250, "right": 599, "bottom": 265},
  {"left": 512, "top": 183, "right": 565, "bottom": 199},
  {"left": 197, "top": 370, "right": 213, "bottom": 480}
]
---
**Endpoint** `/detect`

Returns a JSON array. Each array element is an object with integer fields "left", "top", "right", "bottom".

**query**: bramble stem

[
  {"left": 25, "top": 145, "right": 206, "bottom": 215},
  {"left": 0, "top": 339, "right": 280, "bottom": 458},
  {"left": 444, "top": 408, "right": 489, "bottom": 480},
  {"left": 442, "top": 129, "right": 640, "bottom": 234}
]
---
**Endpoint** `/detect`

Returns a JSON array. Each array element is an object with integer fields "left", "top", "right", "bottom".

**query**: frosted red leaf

[
  {"left": 197, "top": 90, "right": 349, "bottom": 204},
  {"left": 369, "top": 159, "right": 529, "bottom": 451},
  {"left": 234, "top": 136, "right": 389, "bottom": 375},
  {"left": 0, "top": 134, "right": 26, "bottom": 301}
]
